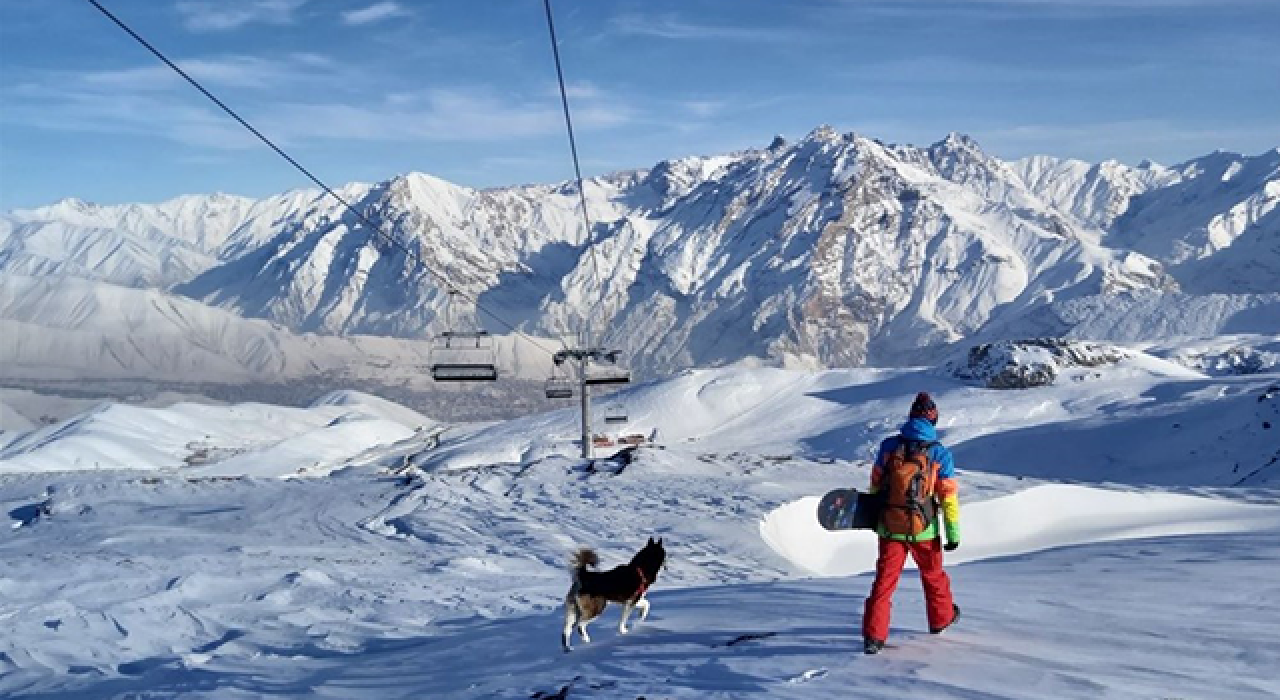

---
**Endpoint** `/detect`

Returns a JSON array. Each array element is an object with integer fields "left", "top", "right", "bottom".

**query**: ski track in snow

[{"left": 0, "top": 366, "right": 1278, "bottom": 697}]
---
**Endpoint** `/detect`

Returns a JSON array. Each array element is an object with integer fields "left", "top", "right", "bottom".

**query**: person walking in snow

[{"left": 862, "top": 392, "right": 961, "bottom": 655}]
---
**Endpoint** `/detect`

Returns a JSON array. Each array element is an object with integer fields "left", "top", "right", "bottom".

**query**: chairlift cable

[
  {"left": 84, "top": 0, "right": 563, "bottom": 361},
  {"left": 541, "top": 0, "right": 612, "bottom": 350}
]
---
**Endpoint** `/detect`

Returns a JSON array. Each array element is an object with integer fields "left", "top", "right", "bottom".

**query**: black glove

[{"left": 944, "top": 541, "right": 959, "bottom": 552}]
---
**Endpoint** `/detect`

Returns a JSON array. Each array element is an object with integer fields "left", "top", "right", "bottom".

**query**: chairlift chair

[
  {"left": 429, "top": 331, "right": 498, "bottom": 382},
  {"left": 545, "top": 376, "right": 574, "bottom": 399},
  {"left": 545, "top": 358, "right": 575, "bottom": 398},
  {"left": 583, "top": 355, "right": 631, "bottom": 386},
  {"left": 429, "top": 289, "right": 499, "bottom": 382},
  {"left": 603, "top": 405, "right": 627, "bottom": 424}
]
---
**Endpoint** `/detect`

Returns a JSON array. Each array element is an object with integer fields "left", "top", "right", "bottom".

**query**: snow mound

[
  {"left": 193, "top": 417, "right": 415, "bottom": 478},
  {"left": 760, "top": 484, "right": 1280, "bottom": 576},
  {"left": 947, "top": 339, "right": 1134, "bottom": 388},
  {"left": 0, "top": 394, "right": 429, "bottom": 477},
  {"left": 309, "top": 390, "right": 436, "bottom": 431}
]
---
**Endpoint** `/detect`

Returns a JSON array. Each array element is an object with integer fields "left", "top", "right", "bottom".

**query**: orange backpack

[{"left": 880, "top": 439, "right": 939, "bottom": 538}]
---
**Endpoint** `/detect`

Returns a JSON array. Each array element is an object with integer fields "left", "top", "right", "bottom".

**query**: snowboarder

[{"left": 862, "top": 392, "right": 961, "bottom": 655}]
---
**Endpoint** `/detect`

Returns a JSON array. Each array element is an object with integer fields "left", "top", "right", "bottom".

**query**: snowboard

[{"left": 816, "top": 488, "right": 881, "bottom": 531}]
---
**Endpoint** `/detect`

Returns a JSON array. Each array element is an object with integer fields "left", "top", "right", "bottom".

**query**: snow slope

[
  {"left": 2, "top": 363, "right": 1279, "bottom": 697},
  {"left": 4, "top": 465, "right": 1274, "bottom": 700},
  {"left": 416, "top": 352, "right": 1276, "bottom": 488}
]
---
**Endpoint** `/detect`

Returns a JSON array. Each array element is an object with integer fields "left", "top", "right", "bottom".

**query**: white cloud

[
  {"left": 176, "top": 0, "right": 308, "bottom": 32},
  {"left": 831, "top": 0, "right": 1272, "bottom": 22},
  {"left": 76, "top": 54, "right": 339, "bottom": 92},
  {"left": 847, "top": 0, "right": 1264, "bottom": 6},
  {"left": 262, "top": 88, "right": 632, "bottom": 143},
  {"left": 608, "top": 13, "right": 795, "bottom": 42},
  {"left": 543, "top": 82, "right": 603, "bottom": 101},
  {"left": 979, "top": 119, "right": 1280, "bottom": 164},
  {"left": 2, "top": 70, "right": 633, "bottom": 152},
  {"left": 682, "top": 100, "right": 724, "bottom": 119},
  {"left": 2, "top": 82, "right": 255, "bottom": 149},
  {"left": 564, "top": 82, "right": 602, "bottom": 100},
  {"left": 978, "top": 0, "right": 1265, "bottom": 5},
  {"left": 0, "top": 53, "right": 348, "bottom": 151},
  {"left": 342, "top": 2, "right": 409, "bottom": 26}
]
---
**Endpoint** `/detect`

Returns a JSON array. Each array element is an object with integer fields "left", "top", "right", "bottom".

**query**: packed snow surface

[{"left": 1, "top": 364, "right": 1278, "bottom": 698}]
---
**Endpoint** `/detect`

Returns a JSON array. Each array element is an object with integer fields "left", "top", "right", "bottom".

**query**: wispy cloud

[
  {"left": 79, "top": 54, "right": 338, "bottom": 92},
  {"left": 342, "top": 2, "right": 410, "bottom": 27},
  {"left": 542, "top": 81, "right": 604, "bottom": 101},
  {"left": 974, "top": 0, "right": 1266, "bottom": 5},
  {"left": 980, "top": 119, "right": 1280, "bottom": 163},
  {"left": 608, "top": 13, "right": 794, "bottom": 42},
  {"left": 0, "top": 53, "right": 347, "bottom": 150},
  {"left": 262, "top": 88, "right": 632, "bottom": 143},
  {"left": 2, "top": 81, "right": 254, "bottom": 149},
  {"left": 845, "top": 0, "right": 1266, "bottom": 7},
  {"left": 176, "top": 0, "right": 308, "bottom": 32},
  {"left": 2, "top": 61, "right": 633, "bottom": 152},
  {"left": 850, "top": 55, "right": 1161, "bottom": 86},
  {"left": 681, "top": 100, "right": 724, "bottom": 119},
  {"left": 828, "top": 0, "right": 1273, "bottom": 22}
]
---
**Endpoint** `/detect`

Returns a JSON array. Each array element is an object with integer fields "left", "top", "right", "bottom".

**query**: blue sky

[{"left": 1, "top": 0, "right": 1278, "bottom": 210}]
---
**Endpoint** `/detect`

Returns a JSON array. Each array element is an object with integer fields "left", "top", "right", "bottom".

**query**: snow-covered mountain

[
  {"left": 171, "top": 130, "right": 1181, "bottom": 371},
  {"left": 0, "top": 275, "right": 551, "bottom": 382},
  {"left": 1015, "top": 147, "right": 1280, "bottom": 293},
  {"left": 4, "top": 129, "right": 1278, "bottom": 379},
  {"left": 0, "top": 188, "right": 355, "bottom": 288},
  {"left": 1011, "top": 155, "right": 1180, "bottom": 231}
]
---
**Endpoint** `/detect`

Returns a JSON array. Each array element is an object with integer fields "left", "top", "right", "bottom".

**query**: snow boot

[
  {"left": 930, "top": 604, "right": 960, "bottom": 634},
  {"left": 864, "top": 638, "right": 885, "bottom": 655}
]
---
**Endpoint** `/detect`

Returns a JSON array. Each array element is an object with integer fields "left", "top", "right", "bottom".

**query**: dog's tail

[{"left": 569, "top": 548, "right": 598, "bottom": 584}]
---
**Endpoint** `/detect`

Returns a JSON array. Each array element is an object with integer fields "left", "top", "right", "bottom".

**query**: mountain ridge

[{"left": 3, "top": 129, "right": 1277, "bottom": 379}]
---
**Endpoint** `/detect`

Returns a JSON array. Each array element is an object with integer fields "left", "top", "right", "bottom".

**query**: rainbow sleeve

[
  {"left": 936, "top": 477, "right": 960, "bottom": 543},
  {"left": 933, "top": 445, "right": 960, "bottom": 543}
]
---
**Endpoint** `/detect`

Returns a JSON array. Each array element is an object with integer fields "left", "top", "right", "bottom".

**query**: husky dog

[{"left": 561, "top": 537, "right": 666, "bottom": 652}]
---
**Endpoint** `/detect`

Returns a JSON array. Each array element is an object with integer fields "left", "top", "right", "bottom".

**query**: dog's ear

[
  {"left": 648, "top": 536, "right": 655, "bottom": 545},
  {"left": 657, "top": 537, "right": 663, "bottom": 546}
]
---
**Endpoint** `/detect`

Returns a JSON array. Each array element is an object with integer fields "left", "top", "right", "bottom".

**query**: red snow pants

[{"left": 862, "top": 536, "right": 954, "bottom": 642}]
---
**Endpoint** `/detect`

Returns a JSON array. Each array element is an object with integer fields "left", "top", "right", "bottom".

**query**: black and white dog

[{"left": 561, "top": 537, "right": 666, "bottom": 652}]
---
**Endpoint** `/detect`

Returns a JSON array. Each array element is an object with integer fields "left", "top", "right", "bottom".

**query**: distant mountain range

[{"left": 2, "top": 127, "right": 1277, "bottom": 381}]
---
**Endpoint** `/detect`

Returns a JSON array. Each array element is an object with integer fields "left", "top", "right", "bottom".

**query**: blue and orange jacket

[{"left": 869, "top": 417, "right": 960, "bottom": 543}]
